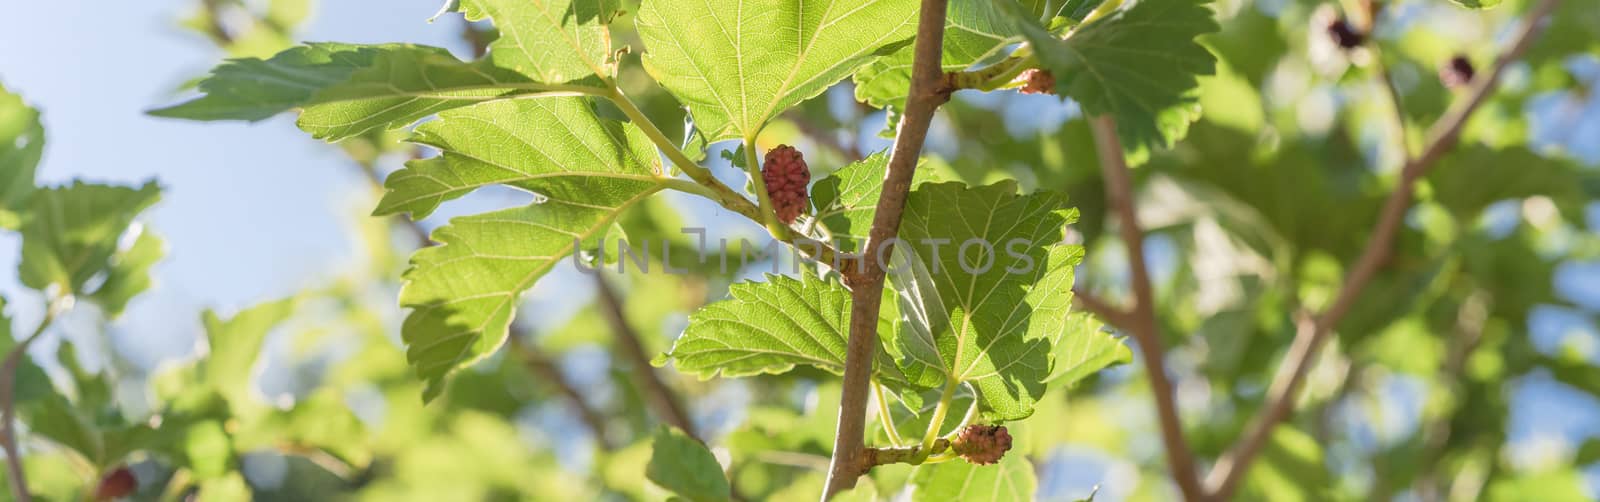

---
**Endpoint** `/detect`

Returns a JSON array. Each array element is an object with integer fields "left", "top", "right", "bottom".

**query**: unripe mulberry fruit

[
  {"left": 1439, "top": 55, "right": 1475, "bottom": 88},
  {"left": 951, "top": 424, "right": 1013, "bottom": 465},
  {"left": 1018, "top": 69, "right": 1055, "bottom": 95},
  {"left": 1325, "top": 17, "right": 1365, "bottom": 49},
  {"left": 94, "top": 467, "right": 137, "bottom": 501},
  {"left": 761, "top": 145, "right": 810, "bottom": 224}
]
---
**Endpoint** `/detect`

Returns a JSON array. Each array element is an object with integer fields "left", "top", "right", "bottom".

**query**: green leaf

[
  {"left": 453, "top": 0, "right": 620, "bottom": 85},
  {"left": 810, "top": 151, "right": 940, "bottom": 252},
  {"left": 636, "top": 0, "right": 918, "bottom": 142},
  {"left": 375, "top": 98, "right": 662, "bottom": 219},
  {"left": 1005, "top": 0, "right": 1218, "bottom": 159},
  {"left": 1238, "top": 425, "right": 1333, "bottom": 502},
  {"left": 1046, "top": 312, "right": 1129, "bottom": 386},
  {"left": 388, "top": 98, "right": 665, "bottom": 400},
  {"left": 0, "top": 82, "right": 42, "bottom": 230},
  {"left": 661, "top": 273, "right": 912, "bottom": 388},
  {"left": 1446, "top": 0, "right": 1502, "bottom": 9},
  {"left": 200, "top": 298, "right": 297, "bottom": 407},
  {"left": 647, "top": 427, "right": 731, "bottom": 502},
  {"left": 151, "top": 44, "right": 578, "bottom": 142},
  {"left": 18, "top": 180, "right": 161, "bottom": 296},
  {"left": 1427, "top": 146, "right": 1599, "bottom": 221},
  {"left": 911, "top": 452, "right": 1036, "bottom": 501},
  {"left": 888, "top": 181, "right": 1083, "bottom": 421},
  {"left": 87, "top": 228, "right": 165, "bottom": 318}
]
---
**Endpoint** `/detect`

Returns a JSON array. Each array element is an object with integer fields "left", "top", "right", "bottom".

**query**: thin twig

[
  {"left": 1071, "top": 286, "right": 1136, "bottom": 332},
  {"left": 822, "top": 0, "right": 953, "bottom": 497},
  {"left": 508, "top": 335, "right": 616, "bottom": 450},
  {"left": 1203, "top": 2, "right": 1560, "bottom": 498},
  {"left": 1088, "top": 116, "right": 1204, "bottom": 501},
  {"left": 2, "top": 306, "right": 59, "bottom": 502},
  {"left": 592, "top": 273, "right": 700, "bottom": 439}
]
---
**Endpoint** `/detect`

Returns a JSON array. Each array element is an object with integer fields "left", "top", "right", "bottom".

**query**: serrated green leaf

[
  {"left": 18, "top": 181, "right": 161, "bottom": 296},
  {"left": 389, "top": 98, "right": 666, "bottom": 400},
  {"left": 662, "top": 273, "right": 913, "bottom": 388},
  {"left": 1005, "top": 0, "right": 1218, "bottom": 160},
  {"left": 376, "top": 98, "right": 662, "bottom": 219},
  {"left": 1046, "top": 312, "right": 1129, "bottom": 386},
  {"left": 152, "top": 44, "right": 581, "bottom": 142},
  {"left": 888, "top": 181, "right": 1083, "bottom": 421},
  {"left": 0, "top": 82, "right": 42, "bottom": 230},
  {"left": 454, "top": 0, "right": 620, "bottom": 85},
  {"left": 810, "top": 151, "right": 940, "bottom": 253},
  {"left": 88, "top": 227, "right": 165, "bottom": 318},
  {"left": 647, "top": 426, "right": 731, "bottom": 502},
  {"left": 911, "top": 452, "right": 1036, "bottom": 501},
  {"left": 200, "top": 298, "right": 297, "bottom": 407},
  {"left": 636, "top": 0, "right": 918, "bottom": 142}
]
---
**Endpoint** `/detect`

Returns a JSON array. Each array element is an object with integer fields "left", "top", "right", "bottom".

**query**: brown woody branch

[
  {"left": 1, "top": 307, "right": 57, "bottom": 502},
  {"left": 1087, "top": 116, "right": 1204, "bottom": 501},
  {"left": 1203, "top": 1, "right": 1561, "bottom": 498},
  {"left": 592, "top": 273, "right": 700, "bottom": 439},
  {"left": 823, "top": 0, "right": 954, "bottom": 497}
]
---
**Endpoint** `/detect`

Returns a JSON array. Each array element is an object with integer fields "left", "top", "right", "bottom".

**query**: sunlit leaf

[
  {"left": 911, "top": 452, "right": 1036, "bottom": 501},
  {"left": 636, "top": 0, "right": 918, "bottom": 142},
  {"left": 0, "top": 82, "right": 42, "bottom": 230},
  {"left": 647, "top": 426, "right": 731, "bottom": 502},
  {"left": 18, "top": 181, "right": 160, "bottom": 297}
]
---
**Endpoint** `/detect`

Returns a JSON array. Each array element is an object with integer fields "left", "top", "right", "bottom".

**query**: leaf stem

[
  {"left": 743, "top": 138, "right": 791, "bottom": 240},
  {"left": 873, "top": 383, "right": 905, "bottom": 446},
  {"left": 915, "top": 380, "right": 959, "bottom": 463}
]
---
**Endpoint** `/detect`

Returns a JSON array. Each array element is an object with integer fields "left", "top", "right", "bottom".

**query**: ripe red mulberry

[
  {"left": 1018, "top": 69, "right": 1055, "bottom": 95},
  {"left": 1440, "top": 55, "right": 1475, "bottom": 88},
  {"left": 951, "top": 424, "right": 1013, "bottom": 465},
  {"left": 94, "top": 467, "right": 137, "bottom": 501},
  {"left": 762, "top": 145, "right": 810, "bottom": 224}
]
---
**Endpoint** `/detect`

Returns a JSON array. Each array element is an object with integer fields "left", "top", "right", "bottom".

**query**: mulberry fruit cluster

[
  {"left": 1018, "top": 69, "right": 1055, "bottom": 95},
  {"left": 951, "top": 424, "right": 1013, "bottom": 465},
  {"left": 762, "top": 145, "right": 810, "bottom": 224},
  {"left": 1439, "top": 55, "right": 1475, "bottom": 88}
]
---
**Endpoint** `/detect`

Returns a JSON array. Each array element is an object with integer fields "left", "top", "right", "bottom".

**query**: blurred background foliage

[{"left": 1, "top": 0, "right": 1599, "bottom": 500}]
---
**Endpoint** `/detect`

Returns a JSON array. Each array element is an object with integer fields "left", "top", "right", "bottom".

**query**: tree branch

[
  {"left": 507, "top": 335, "right": 616, "bottom": 451},
  {"left": 823, "top": 0, "right": 953, "bottom": 497},
  {"left": 1203, "top": 2, "right": 1560, "bottom": 498},
  {"left": 1088, "top": 116, "right": 1204, "bottom": 501},
  {"left": 592, "top": 273, "right": 700, "bottom": 439},
  {"left": 2, "top": 305, "right": 59, "bottom": 502},
  {"left": 1072, "top": 286, "right": 1136, "bottom": 333}
]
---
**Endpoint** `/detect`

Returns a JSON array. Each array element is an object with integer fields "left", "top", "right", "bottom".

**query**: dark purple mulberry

[
  {"left": 1440, "top": 55, "right": 1475, "bottom": 88},
  {"left": 1018, "top": 69, "right": 1055, "bottom": 95},
  {"left": 951, "top": 424, "right": 1013, "bottom": 465},
  {"left": 761, "top": 145, "right": 810, "bottom": 225},
  {"left": 1326, "top": 18, "right": 1365, "bottom": 49}
]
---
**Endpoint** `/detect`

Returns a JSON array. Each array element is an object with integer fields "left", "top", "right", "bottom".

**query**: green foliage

[
  {"left": 910, "top": 453, "right": 1036, "bottom": 501},
  {"left": 888, "top": 181, "right": 1087, "bottom": 420},
  {"left": 636, "top": 0, "right": 918, "bottom": 142},
  {"left": 648, "top": 426, "right": 732, "bottom": 502},
  {"left": 1004, "top": 0, "right": 1218, "bottom": 160},
  {"left": 386, "top": 97, "right": 665, "bottom": 400},
  {"left": 0, "top": 82, "right": 42, "bottom": 230},
  {"left": 18, "top": 181, "right": 162, "bottom": 312}
]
